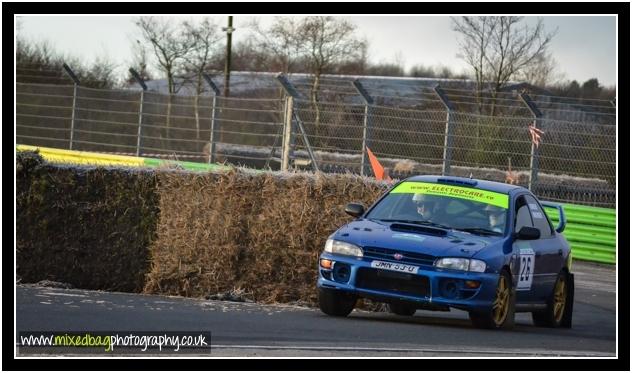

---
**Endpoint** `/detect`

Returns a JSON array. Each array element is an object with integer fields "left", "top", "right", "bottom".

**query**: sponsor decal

[{"left": 390, "top": 181, "right": 509, "bottom": 209}]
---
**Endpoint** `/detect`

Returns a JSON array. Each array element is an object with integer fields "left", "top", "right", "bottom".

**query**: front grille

[
  {"left": 355, "top": 268, "right": 430, "bottom": 298},
  {"left": 363, "top": 247, "right": 436, "bottom": 266}
]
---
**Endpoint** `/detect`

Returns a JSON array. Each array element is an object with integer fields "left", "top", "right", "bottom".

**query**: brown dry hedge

[
  {"left": 16, "top": 152, "right": 390, "bottom": 305},
  {"left": 143, "top": 170, "right": 389, "bottom": 305},
  {"left": 16, "top": 151, "right": 159, "bottom": 292}
]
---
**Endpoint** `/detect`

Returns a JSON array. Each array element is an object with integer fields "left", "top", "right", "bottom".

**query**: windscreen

[{"left": 366, "top": 181, "right": 510, "bottom": 236}]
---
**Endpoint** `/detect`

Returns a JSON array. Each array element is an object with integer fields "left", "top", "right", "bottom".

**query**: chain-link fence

[{"left": 16, "top": 78, "right": 616, "bottom": 208}]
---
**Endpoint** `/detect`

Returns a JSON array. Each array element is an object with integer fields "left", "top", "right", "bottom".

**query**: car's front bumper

[{"left": 317, "top": 253, "right": 500, "bottom": 312}]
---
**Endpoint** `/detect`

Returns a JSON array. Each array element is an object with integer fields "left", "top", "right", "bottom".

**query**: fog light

[
  {"left": 333, "top": 263, "right": 351, "bottom": 283},
  {"left": 465, "top": 280, "right": 481, "bottom": 289},
  {"left": 441, "top": 280, "right": 459, "bottom": 299},
  {"left": 320, "top": 259, "right": 333, "bottom": 269}
]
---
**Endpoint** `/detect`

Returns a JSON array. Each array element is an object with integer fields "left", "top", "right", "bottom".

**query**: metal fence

[{"left": 15, "top": 76, "right": 616, "bottom": 208}]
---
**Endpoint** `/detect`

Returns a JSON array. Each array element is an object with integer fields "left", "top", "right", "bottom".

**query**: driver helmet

[
  {"left": 412, "top": 194, "right": 439, "bottom": 216},
  {"left": 484, "top": 204, "right": 506, "bottom": 227}
]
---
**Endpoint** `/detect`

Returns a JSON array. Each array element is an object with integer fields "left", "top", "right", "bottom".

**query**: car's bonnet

[{"left": 333, "top": 219, "right": 501, "bottom": 258}]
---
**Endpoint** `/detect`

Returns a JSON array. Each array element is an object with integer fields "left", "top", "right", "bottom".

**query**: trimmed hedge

[
  {"left": 16, "top": 151, "right": 159, "bottom": 292},
  {"left": 16, "top": 153, "right": 389, "bottom": 305},
  {"left": 143, "top": 170, "right": 389, "bottom": 304}
]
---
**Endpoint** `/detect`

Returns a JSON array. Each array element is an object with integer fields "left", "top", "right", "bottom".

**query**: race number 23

[{"left": 517, "top": 248, "right": 535, "bottom": 290}]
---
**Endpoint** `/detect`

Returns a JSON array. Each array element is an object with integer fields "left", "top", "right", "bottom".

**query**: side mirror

[
  {"left": 344, "top": 203, "right": 365, "bottom": 218},
  {"left": 514, "top": 226, "right": 541, "bottom": 240}
]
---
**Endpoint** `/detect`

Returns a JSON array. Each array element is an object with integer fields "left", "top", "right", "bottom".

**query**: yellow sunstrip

[{"left": 390, "top": 181, "right": 509, "bottom": 209}]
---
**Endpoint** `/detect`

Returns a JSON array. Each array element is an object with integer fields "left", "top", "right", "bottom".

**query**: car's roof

[{"left": 403, "top": 175, "right": 526, "bottom": 195}]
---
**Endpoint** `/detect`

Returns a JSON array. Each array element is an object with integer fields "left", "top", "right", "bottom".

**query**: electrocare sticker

[
  {"left": 517, "top": 247, "right": 535, "bottom": 291},
  {"left": 389, "top": 182, "right": 509, "bottom": 209},
  {"left": 391, "top": 233, "right": 427, "bottom": 243}
]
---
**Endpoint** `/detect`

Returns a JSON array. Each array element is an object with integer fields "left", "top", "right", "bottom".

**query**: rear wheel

[
  {"left": 318, "top": 288, "right": 357, "bottom": 317},
  {"left": 532, "top": 271, "right": 572, "bottom": 328},
  {"left": 388, "top": 302, "right": 417, "bottom": 316},
  {"left": 469, "top": 270, "right": 515, "bottom": 329}
]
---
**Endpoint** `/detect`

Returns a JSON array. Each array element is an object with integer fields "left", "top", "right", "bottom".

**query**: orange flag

[{"left": 366, "top": 147, "right": 392, "bottom": 182}]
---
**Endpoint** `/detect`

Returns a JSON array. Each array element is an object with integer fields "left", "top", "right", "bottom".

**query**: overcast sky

[{"left": 16, "top": 15, "right": 617, "bottom": 87}]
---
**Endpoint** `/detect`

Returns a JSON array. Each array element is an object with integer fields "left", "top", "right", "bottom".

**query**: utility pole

[{"left": 222, "top": 16, "right": 235, "bottom": 97}]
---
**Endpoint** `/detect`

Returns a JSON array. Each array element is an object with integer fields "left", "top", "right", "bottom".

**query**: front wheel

[
  {"left": 318, "top": 288, "right": 357, "bottom": 317},
  {"left": 532, "top": 271, "right": 573, "bottom": 328},
  {"left": 469, "top": 270, "right": 515, "bottom": 329}
]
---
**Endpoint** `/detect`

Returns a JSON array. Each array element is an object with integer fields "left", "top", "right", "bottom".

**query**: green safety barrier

[
  {"left": 142, "top": 157, "right": 232, "bottom": 172},
  {"left": 544, "top": 203, "right": 616, "bottom": 264}
]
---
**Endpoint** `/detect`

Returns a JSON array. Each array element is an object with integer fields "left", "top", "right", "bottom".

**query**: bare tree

[
  {"left": 335, "top": 41, "right": 369, "bottom": 75},
  {"left": 299, "top": 16, "right": 365, "bottom": 134},
  {"left": 136, "top": 16, "right": 195, "bottom": 139},
  {"left": 452, "top": 16, "right": 556, "bottom": 167},
  {"left": 229, "top": 40, "right": 277, "bottom": 72},
  {"left": 452, "top": 16, "right": 557, "bottom": 115},
  {"left": 182, "top": 18, "right": 221, "bottom": 140},
  {"left": 136, "top": 16, "right": 194, "bottom": 94},
  {"left": 16, "top": 37, "right": 119, "bottom": 88},
  {"left": 127, "top": 39, "right": 153, "bottom": 84},
  {"left": 250, "top": 17, "right": 304, "bottom": 74},
  {"left": 515, "top": 52, "right": 562, "bottom": 88},
  {"left": 183, "top": 18, "right": 221, "bottom": 94},
  {"left": 83, "top": 55, "right": 118, "bottom": 89}
]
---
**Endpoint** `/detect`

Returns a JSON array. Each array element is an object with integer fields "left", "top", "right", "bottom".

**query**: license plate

[{"left": 370, "top": 260, "right": 419, "bottom": 274}]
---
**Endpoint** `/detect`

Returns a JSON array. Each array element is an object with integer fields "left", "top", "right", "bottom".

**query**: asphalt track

[{"left": 15, "top": 261, "right": 616, "bottom": 357}]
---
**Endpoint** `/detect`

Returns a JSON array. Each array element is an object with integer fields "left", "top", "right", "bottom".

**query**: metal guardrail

[{"left": 543, "top": 203, "right": 616, "bottom": 264}]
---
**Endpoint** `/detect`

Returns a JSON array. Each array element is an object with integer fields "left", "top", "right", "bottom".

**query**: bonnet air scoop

[{"left": 390, "top": 223, "right": 448, "bottom": 237}]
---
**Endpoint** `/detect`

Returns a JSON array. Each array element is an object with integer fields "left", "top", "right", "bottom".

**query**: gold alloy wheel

[
  {"left": 492, "top": 275, "right": 510, "bottom": 325},
  {"left": 553, "top": 276, "right": 567, "bottom": 323}
]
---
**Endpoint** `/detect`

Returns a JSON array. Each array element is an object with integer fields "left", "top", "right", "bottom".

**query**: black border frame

[{"left": 5, "top": 2, "right": 629, "bottom": 371}]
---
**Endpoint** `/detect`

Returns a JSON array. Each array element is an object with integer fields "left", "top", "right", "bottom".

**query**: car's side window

[
  {"left": 514, "top": 196, "right": 534, "bottom": 232},
  {"left": 524, "top": 195, "right": 553, "bottom": 238}
]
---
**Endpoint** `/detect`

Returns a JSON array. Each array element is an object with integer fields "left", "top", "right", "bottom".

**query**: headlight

[
  {"left": 468, "top": 259, "right": 487, "bottom": 273},
  {"left": 324, "top": 239, "right": 363, "bottom": 257},
  {"left": 435, "top": 258, "right": 486, "bottom": 273}
]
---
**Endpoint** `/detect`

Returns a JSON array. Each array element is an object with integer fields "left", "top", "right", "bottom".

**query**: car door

[
  {"left": 511, "top": 194, "right": 546, "bottom": 303},
  {"left": 523, "top": 194, "right": 561, "bottom": 301}
]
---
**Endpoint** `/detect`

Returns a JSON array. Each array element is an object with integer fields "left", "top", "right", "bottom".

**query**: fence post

[
  {"left": 275, "top": 73, "right": 319, "bottom": 172},
  {"left": 519, "top": 92, "right": 543, "bottom": 191},
  {"left": 69, "top": 84, "right": 78, "bottom": 150},
  {"left": 62, "top": 63, "right": 80, "bottom": 150},
  {"left": 352, "top": 79, "right": 374, "bottom": 176},
  {"left": 136, "top": 90, "right": 145, "bottom": 156},
  {"left": 433, "top": 85, "right": 456, "bottom": 176},
  {"left": 203, "top": 73, "right": 221, "bottom": 163},
  {"left": 129, "top": 68, "right": 148, "bottom": 157},
  {"left": 281, "top": 96, "right": 294, "bottom": 171}
]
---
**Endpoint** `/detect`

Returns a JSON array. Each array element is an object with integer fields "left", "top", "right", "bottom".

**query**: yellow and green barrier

[
  {"left": 544, "top": 203, "right": 616, "bottom": 264},
  {"left": 17, "top": 145, "right": 232, "bottom": 173}
]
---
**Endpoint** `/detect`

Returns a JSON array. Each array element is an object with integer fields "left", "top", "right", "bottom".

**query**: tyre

[
  {"left": 469, "top": 270, "right": 515, "bottom": 329},
  {"left": 318, "top": 288, "right": 357, "bottom": 317},
  {"left": 388, "top": 302, "right": 417, "bottom": 316},
  {"left": 532, "top": 271, "right": 573, "bottom": 328}
]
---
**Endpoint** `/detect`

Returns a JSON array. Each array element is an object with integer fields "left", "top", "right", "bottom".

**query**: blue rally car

[{"left": 317, "top": 176, "right": 574, "bottom": 329}]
